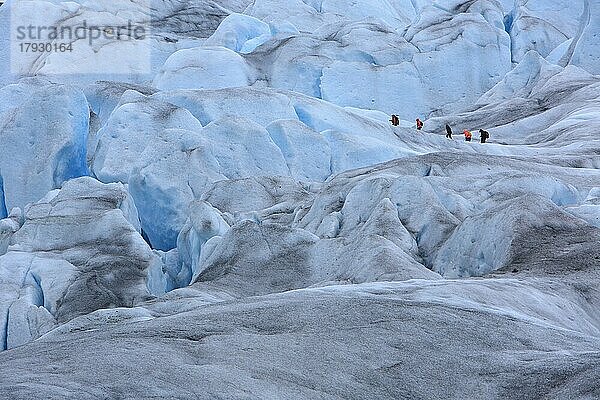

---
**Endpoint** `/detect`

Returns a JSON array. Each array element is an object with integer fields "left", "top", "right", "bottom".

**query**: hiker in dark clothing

[
  {"left": 479, "top": 129, "right": 490, "bottom": 143},
  {"left": 389, "top": 114, "right": 399, "bottom": 126},
  {"left": 445, "top": 124, "right": 453, "bottom": 139}
]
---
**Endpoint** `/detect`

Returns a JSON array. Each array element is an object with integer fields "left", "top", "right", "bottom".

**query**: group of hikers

[
  {"left": 390, "top": 115, "right": 490, "bottom": 143},
  {"left": 445, "top": 123, "right": 490, "bottom": 143}
]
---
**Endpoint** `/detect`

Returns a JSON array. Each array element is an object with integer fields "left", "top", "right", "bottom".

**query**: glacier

[{"left": 0, "top": 0, "right": 599, "bottom": 398}]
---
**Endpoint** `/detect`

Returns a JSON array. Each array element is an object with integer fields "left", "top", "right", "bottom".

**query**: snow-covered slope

[{"left": 0, "top": 0, "right": 600, "bottom": 398}]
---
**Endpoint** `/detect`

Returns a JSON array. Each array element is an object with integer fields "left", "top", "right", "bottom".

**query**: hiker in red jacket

[{"left": 416, "top": 118, "right": 424, "bottom": 130}]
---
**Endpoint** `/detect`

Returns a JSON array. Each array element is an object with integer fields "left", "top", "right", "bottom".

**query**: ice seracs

[
  {"left": 0, "top": 79, "right": 89, "bottom": 211},
  {"left": 153, "top": 46, "right": 253, "bottom": 91},
  {"left": 507, "top": 0, "right": 585, "bottom": 63},
  {"left": 204, "top": 13, "right": 272, "bottom": 53},
  {"left": 0, "top": 177, "right": 162, "bottom": 350},
  {"left": 570, "top": 0, "right": 600, "bottom": 76},
  {"left": 266, "top": 119, "right": 332, "bottom": 182}
]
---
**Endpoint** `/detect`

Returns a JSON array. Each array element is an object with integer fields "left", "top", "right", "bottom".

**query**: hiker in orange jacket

[{"left": 464, "top": 130, "right": 472, "bottom": 142}]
